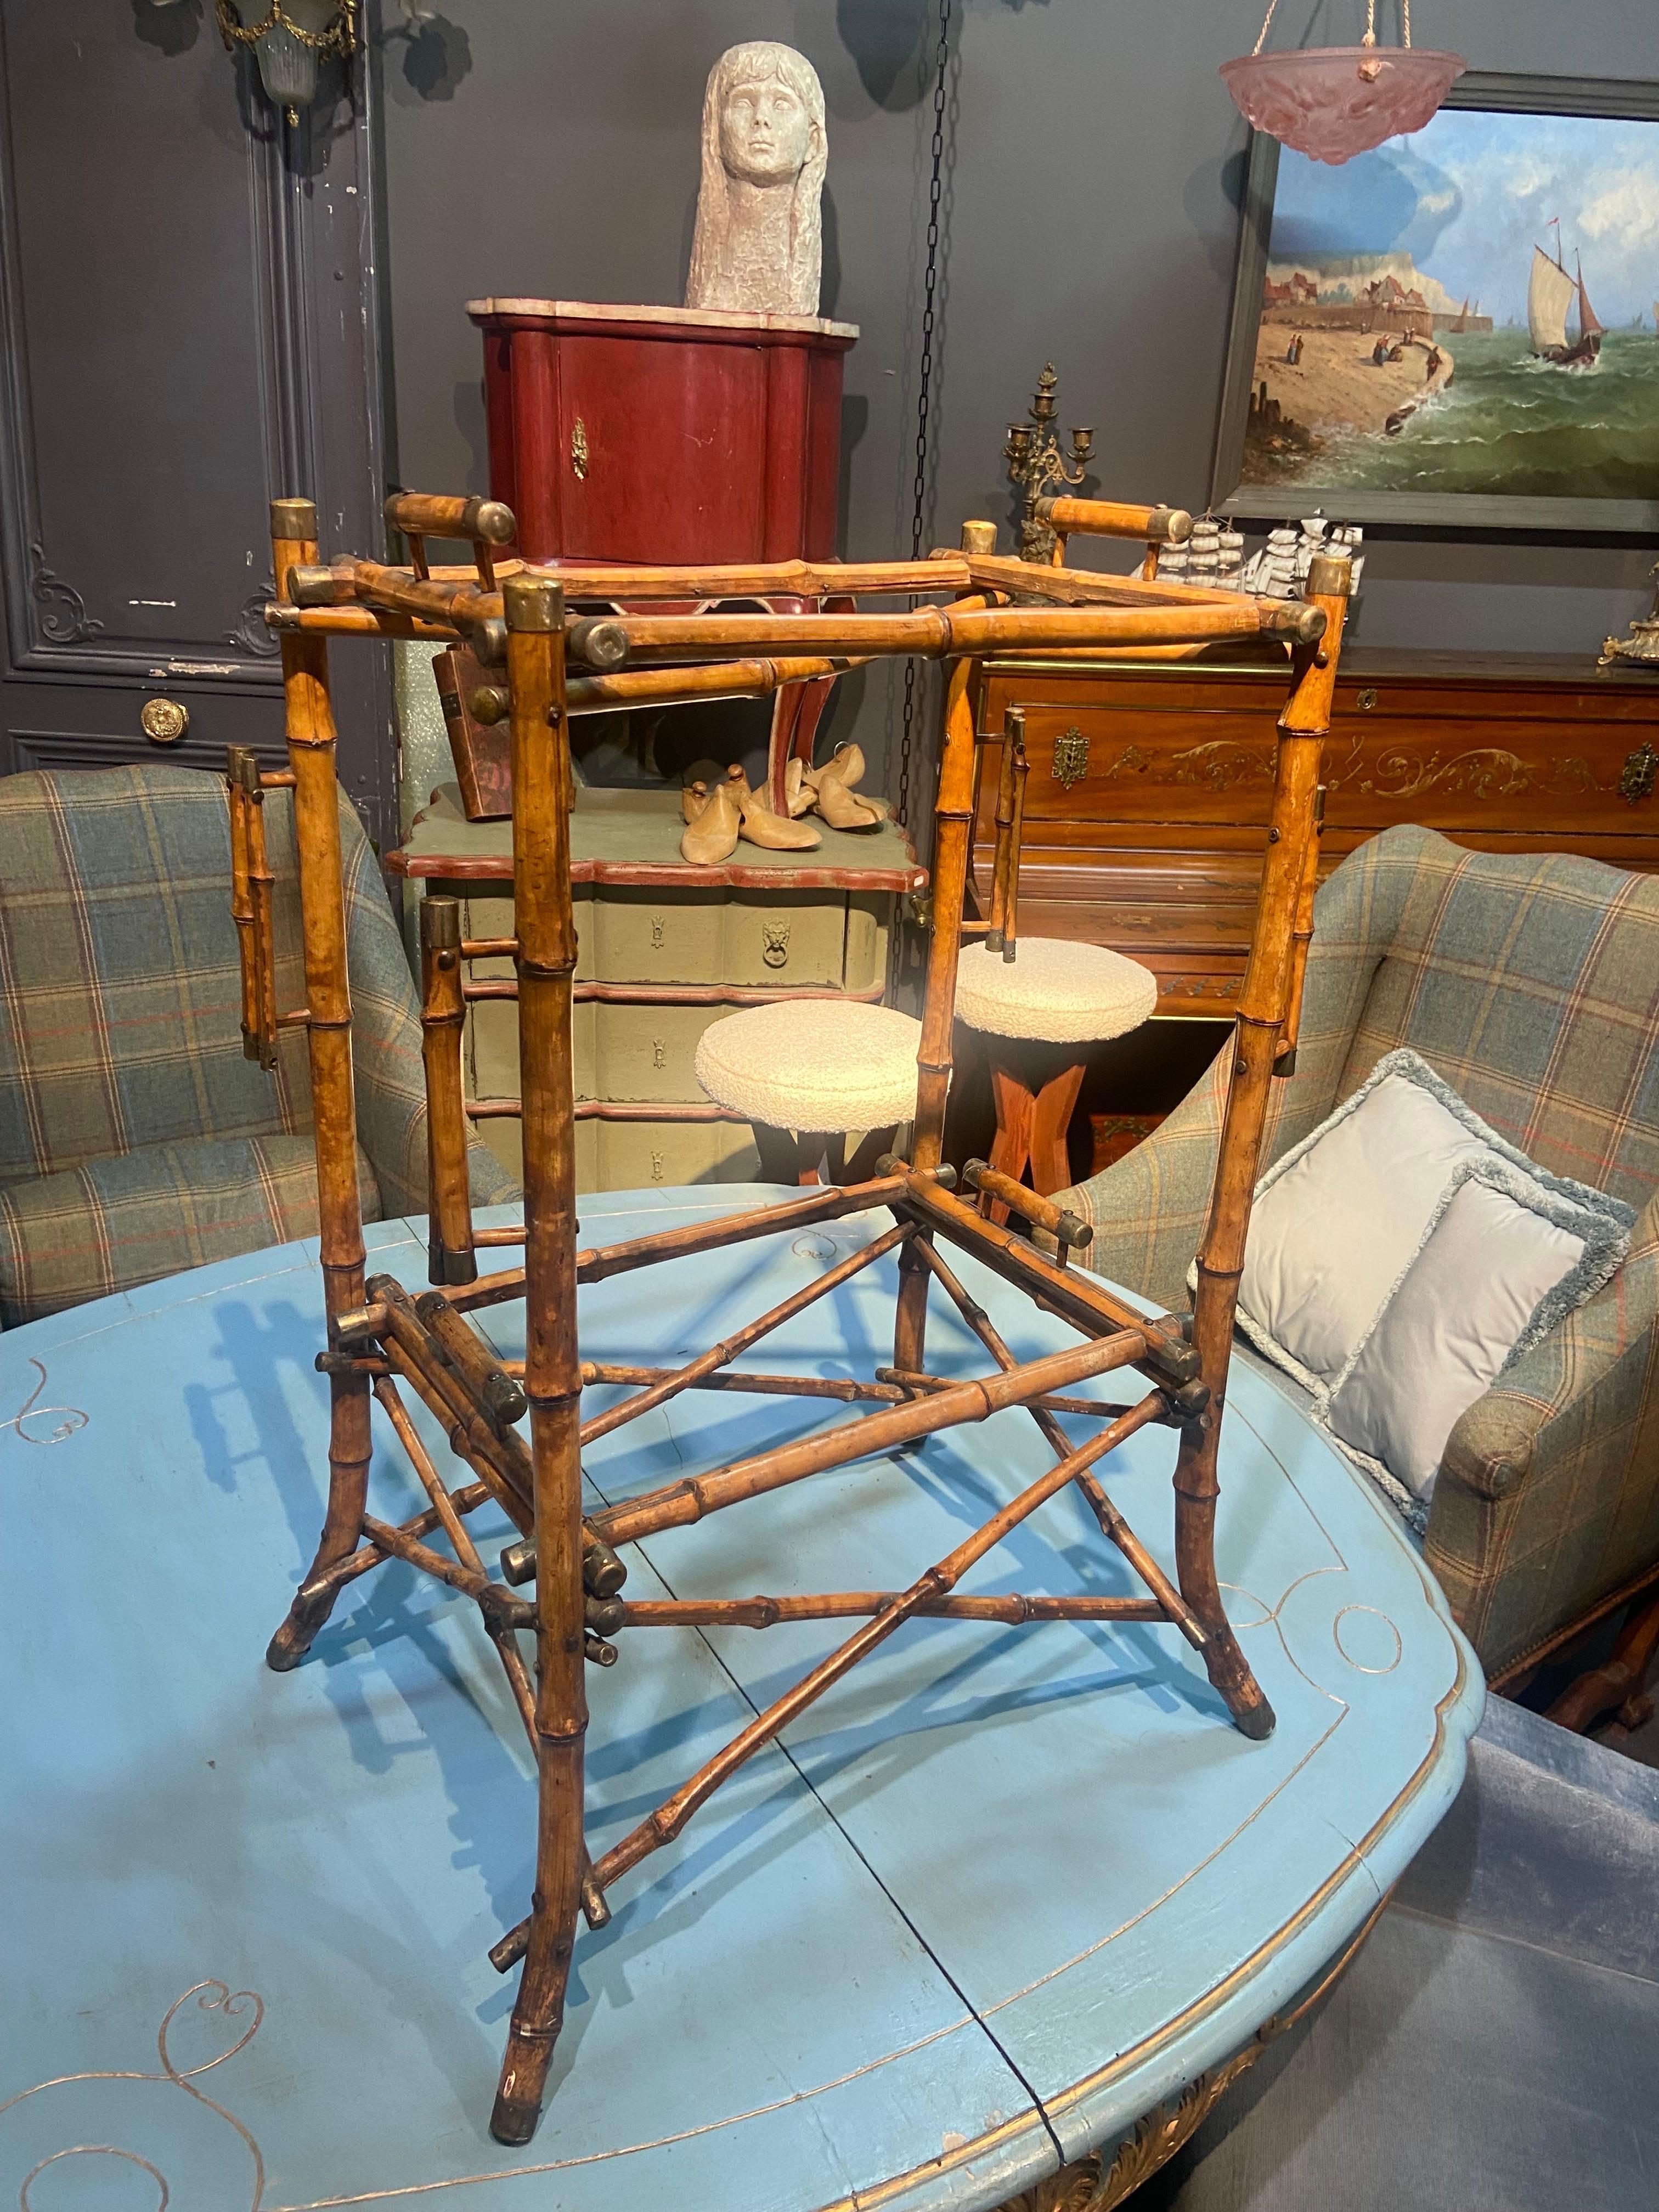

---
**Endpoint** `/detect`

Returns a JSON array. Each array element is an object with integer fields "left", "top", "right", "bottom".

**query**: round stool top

[
  {"left": 956, "top": 937, "right": 1158, "bottom": 1044},
  {"left": 695, "top": 999, "right": 922, "bottom": 1133}
]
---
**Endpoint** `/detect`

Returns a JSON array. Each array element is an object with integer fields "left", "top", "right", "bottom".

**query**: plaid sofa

[
  {"left": 1054, "top": 825, "right": 1659, "bottom": 1682},
  {"left": 0, "top": 765, "right": 516, "bottom": 1325}
]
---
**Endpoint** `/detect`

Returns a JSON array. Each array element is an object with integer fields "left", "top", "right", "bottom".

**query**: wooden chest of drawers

[
  {"left": 975, "top": 650, "right": 1659, "bottom": 1015},
  {"left": 392, "top": 788, "right": 923, "bottom": 1193}
]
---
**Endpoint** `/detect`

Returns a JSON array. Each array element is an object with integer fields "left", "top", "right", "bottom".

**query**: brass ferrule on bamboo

[{"left": 269, "top": 495, "right": 318, "bottom": 551}]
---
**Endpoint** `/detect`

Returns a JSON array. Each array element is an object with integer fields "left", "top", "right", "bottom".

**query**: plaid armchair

[
  {"left": 0, "top": 765, "right": 516, "bottom": 1325},
  {"left": 1054, "top": 825, "right": 1659, "bottom": 1684}
]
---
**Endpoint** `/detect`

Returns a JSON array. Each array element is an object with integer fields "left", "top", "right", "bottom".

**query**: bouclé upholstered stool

[
  {"left": 957, "top": 938, "right": 1158, "bottom": 1218},
  {"left": 694, "top": 997, "right": 922, "bottom": 1183}
]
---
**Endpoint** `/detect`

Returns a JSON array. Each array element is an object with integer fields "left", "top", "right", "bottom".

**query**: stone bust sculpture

[{"left": 685, "top": 42, "right": 827, "bottom": 319}]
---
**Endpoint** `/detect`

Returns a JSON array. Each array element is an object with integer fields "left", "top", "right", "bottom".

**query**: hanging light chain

[{"left": 897, "top": 0, "right": 952, "bottom": 834}]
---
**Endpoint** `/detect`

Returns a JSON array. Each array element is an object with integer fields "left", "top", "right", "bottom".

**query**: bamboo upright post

[
  {"left": 263, "top": 498, "right": 375, "bottom": 1674},
  {"left": 225, "top": 747, "right": 257, "bottom": 1059},
  {"left": 893, "top": 523, "right": 995, "bottom": 1376},
  {"left": 490, "top": 572, "right": 588, "bottom": 2147},
  {"left": 420, "top": 896, "right": 478, "bottom": 1285},
  {"left": 985, "top": 707, "right": 1022, "bottom": 955},
  {"left": 1275, "top": 783, "right": 1325, "bottom": 1076},
  {"left": 1171, "top": 550, "right": 1352, "bottom": 1740},
  {"left": 1003, "top": 728, "right": 1029, "bottom": 962}
]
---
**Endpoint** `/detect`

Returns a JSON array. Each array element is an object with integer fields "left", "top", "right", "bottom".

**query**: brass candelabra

[{"left": 1005, "top": 364, "right": 1095, "bottom": 562}]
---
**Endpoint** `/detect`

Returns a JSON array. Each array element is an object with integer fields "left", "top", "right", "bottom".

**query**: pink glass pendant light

[{"left": 1222, "top": 0, "right": 1466, "bottom": 166}]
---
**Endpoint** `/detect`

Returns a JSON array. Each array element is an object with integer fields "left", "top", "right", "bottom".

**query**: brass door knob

[{"left": 141, "top": 697, "right": 189, "bottom": 745}]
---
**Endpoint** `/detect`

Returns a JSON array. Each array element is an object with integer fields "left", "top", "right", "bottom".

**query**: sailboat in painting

[{"left": 1528, "top": 220, "right": 1602, "bottom": 370}]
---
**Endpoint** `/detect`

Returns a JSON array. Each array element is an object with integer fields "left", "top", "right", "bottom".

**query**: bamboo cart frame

[{"left": 233, "top": 489, "right": 1351, "bottom": 2143}]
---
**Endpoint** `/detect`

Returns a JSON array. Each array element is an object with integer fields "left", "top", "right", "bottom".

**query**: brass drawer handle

[{"left": 141, "top": 697, "right": 189, "bottom": 745}]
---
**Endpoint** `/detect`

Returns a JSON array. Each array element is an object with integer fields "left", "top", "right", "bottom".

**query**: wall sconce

[{"left": 215, "top": 1, "right": 358, "bottom": 126}]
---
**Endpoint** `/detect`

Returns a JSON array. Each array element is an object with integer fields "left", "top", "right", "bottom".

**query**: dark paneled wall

[{"left": 375, "top": 1, "right": 1656, "bottom": 793}]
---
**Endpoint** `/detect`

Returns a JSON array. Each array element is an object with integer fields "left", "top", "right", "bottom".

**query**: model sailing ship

[{"left": 1530, "top": 219, "right": 1602, "bottom": 370}]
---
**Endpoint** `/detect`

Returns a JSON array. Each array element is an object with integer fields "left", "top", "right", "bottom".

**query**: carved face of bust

[{"left": 718, "top": 72, "right": 812, "bottom": 187}]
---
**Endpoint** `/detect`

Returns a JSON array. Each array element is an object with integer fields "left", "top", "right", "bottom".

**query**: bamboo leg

[
  {"left": 421, "top": 896, "right": 478, "bottom": 1285},
  {"left": 492, "top": 572, "right": 586, "bottom": 2147},
  {"left": 1173, "top": 553, "right": 1352, "bottom": 1740},
  {"left": 266, "top": 498, "right": 374, "bottom": 1673}
]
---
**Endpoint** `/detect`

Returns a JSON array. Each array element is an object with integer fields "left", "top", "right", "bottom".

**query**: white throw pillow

[
  {"left": 1321, "top": 1156, "right": 1623, "bottom": 1517},
  {"left": 1229, "top": 1048, "right": 1629, "bottom": 1393}
]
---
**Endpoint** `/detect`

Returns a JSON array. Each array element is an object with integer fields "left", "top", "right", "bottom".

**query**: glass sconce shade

[{"left": 219, "top": 1, "right": 356, "bottom": 120}]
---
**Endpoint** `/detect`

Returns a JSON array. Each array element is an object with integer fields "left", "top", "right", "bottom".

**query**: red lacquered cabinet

[{"left": 468, "top": 298, "right": 859, "bottom": 565}]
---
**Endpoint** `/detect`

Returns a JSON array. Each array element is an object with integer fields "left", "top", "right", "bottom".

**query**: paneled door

[{"left": 0, "top": 0, "right": 393, "bottom": 844}]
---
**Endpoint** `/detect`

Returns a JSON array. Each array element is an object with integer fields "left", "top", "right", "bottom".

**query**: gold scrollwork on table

[
  {"left": 2, "top": 1359, "right": 87, "bottom": 1448},
  {"left": 0, "top": 1979, "right": 266, "bottom": 2211},
  {"left": 995, "top": 1893, "right": 1390, "bottom": 2212},
  {"left": 571, "top": 417, "right": 590, "bottom": 481}
]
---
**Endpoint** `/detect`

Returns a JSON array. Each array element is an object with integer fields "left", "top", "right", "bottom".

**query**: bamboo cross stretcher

[{"left": 235, "top": 488, "right": 1351, "bottom": 2145}]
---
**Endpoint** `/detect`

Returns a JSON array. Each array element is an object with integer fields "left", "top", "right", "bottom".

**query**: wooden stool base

[
  {"left": 985, "top": 1054, "right": 1086, "bottom": 1224},
  {"left": 752, "top": 1122, "right": 901, "bottom": 1187}
]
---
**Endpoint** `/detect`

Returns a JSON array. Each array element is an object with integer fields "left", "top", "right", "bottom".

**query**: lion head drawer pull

[
  {"left": 1621, "top": 742, "right": 1657, "bottom": 806},
  {"left": 1052, "top": 727, "right": 1089, "bottom": 789},
  {"left": 761, "top": 920, "right": 791, "bottom": 969}
]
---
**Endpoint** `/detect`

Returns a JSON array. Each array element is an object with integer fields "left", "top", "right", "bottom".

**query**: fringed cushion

[
  {"left": 955, "top": 938, "right": 1156, "bottom": 1043},
  {"left": 695, "top": 1001, "right": 921, "bottom": 1133}
]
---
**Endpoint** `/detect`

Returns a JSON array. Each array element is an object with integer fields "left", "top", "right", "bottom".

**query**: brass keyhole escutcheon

[
  {"left": 1621, "top": 741, "right": 1657, "bottom": 806},
  {"left": 1356, "top": 687, "right": 1379, "bottom": 712},
  {"left": 141, "top": 697, "right": 189, "bottom": 745},
  {"left": 1052, "top": 727, "right": 1089, "bottom": 790}
]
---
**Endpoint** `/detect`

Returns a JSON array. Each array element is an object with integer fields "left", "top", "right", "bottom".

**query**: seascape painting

[{"left": 1216, "top": 86, "right": 1659, "bottom": 529}]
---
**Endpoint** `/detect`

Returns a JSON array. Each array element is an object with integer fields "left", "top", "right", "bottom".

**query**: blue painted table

[{"left": 0, "top": 1188, "right": 1481, "bottom": 2212}]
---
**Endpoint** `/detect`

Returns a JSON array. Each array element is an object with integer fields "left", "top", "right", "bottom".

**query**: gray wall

[{"left": 375, "top": 0, "right": 1657, "bottom": 796}]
